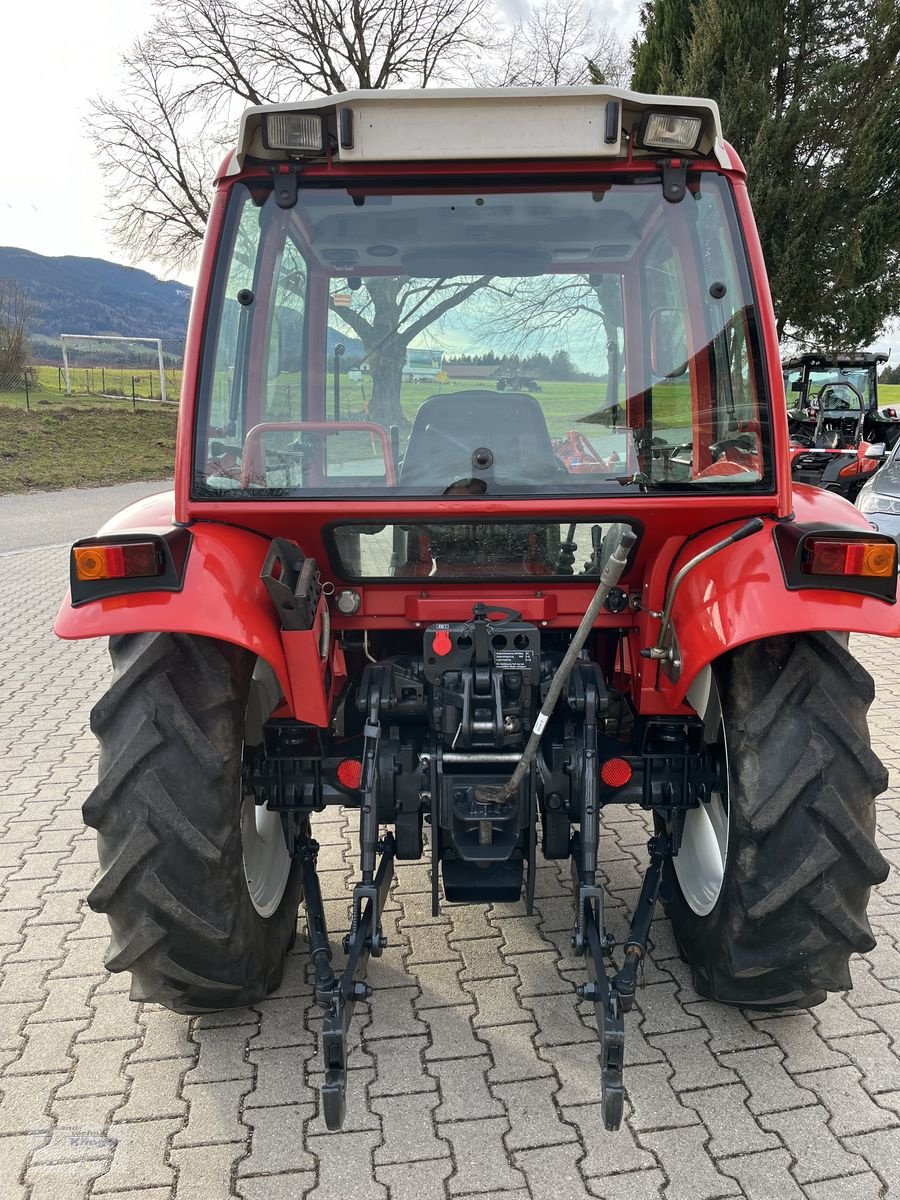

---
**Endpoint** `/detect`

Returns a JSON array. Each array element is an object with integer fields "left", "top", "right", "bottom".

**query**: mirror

[
  {"left": 649, "top": 307, "right": 689, "bottom": 378},
  {"left": 864, "top": 443, "right": 886, "bottom": 460}
]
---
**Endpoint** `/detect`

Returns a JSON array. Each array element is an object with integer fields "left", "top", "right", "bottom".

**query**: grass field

[{"left": 2, "top": 366, "right": 898, "bottom": 495}]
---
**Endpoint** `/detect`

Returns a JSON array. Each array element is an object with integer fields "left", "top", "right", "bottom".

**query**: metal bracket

[{"left": 659, "top": 158, "right": 687, "bottom": 204}]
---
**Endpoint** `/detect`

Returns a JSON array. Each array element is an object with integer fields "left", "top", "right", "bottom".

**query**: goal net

[{"left": 60, "top": 335, "right": 180, "bottom": 404}]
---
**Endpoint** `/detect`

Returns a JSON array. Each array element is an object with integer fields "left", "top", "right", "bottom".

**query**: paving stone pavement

[{"left": 2, "top": 541, "right": 900, "bottom": 1199}]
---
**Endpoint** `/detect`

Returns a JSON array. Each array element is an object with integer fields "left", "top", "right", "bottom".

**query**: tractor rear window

[
  {"left": 195, "top": 175, "right": 772, "bottom": 500},
  {"left": 328, "top": 520, "right": 638, "bottom": 581}
]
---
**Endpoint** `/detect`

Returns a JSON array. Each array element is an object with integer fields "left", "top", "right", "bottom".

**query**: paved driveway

[{"left": 1, "top": 485, "right": 899, "bottom": 1198}]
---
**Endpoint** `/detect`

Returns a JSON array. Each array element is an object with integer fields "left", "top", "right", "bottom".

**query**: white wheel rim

[
  {"left": 242, "top": 793, "right": 292, "bottom": 918},
  {"left": 674, "top": 667, "right": 730, "bottom": 917},
  {"left": 240, "top": 660, "right": 292, "bottom": 918}
]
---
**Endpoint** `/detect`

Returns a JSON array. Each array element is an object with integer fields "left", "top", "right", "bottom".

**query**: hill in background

[{"left": 0, "top": 247, "right": 192, "bottom": 360}]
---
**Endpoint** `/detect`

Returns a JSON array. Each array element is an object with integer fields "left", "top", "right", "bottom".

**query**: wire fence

[{"left": 1, "top": 365, "right": 181, "bottom": 410}]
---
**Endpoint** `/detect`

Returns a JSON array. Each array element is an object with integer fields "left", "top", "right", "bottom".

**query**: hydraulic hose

[{"left": 474, "top": 526, "right": 637, "bottom": 805}]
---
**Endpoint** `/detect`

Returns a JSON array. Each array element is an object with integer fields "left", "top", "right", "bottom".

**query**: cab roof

[{"left": 231, "top": 86, "right": 729, "bottom": 173}]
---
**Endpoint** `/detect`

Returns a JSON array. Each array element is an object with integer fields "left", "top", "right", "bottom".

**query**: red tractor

[
  {"left": 785, "top": 351, "right": 898, "bottom": 500},
  {"left": 57, "top": 87, "right": 897, "bottom": 1132}
]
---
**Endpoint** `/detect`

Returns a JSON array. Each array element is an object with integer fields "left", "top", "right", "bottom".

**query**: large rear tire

[
  {"left": 667, "top": 632, "right": 890, "bottom": 1009},
  {"left": 84, "top": 632, "right": 303, "bottom": 1013}
]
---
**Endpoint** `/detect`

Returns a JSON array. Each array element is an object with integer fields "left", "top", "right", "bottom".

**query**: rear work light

[
  {"left": 262, "top": 112, "right": 325, "bottom": 154},
  {"left": 638, "top": 112, "right": 703, "bottom": 152},
  {"left": 801, "top": 538, "right": 896, "bottom": 578},
  {"left": 336, "top": 759, "right": 363, "bottom": 790},
  {"left": 73, "top": 541, "right": 163, "bottom": 582}
]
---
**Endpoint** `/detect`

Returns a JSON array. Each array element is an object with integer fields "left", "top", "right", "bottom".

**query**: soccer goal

[{"left": 60, "top": 335, "right": 177, "bottom": 404}]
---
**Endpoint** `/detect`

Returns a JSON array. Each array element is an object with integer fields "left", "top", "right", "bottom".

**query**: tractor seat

[{"left": 398, "top": 390, "right": 565, "bottom": 492}]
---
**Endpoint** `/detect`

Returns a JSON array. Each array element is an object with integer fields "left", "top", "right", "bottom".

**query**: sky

[{"left": 0, "top": 0, "right": 641, "bottom": 286}]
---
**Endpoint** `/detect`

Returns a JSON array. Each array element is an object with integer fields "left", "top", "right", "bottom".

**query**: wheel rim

[
  {"left": 674, "top": 667, "right": 730, "bottom": 917},
  {"left": 241, "top": 794, "right": 292, "bottom": 918},
  {"left": 240, "top": 661, "right": 292, "bottom": 918}
]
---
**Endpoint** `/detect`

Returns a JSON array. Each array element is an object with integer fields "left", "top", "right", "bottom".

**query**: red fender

[
  {"left": 54, "top": 490, "right": 297, "bottom": 712},
  {"left": 656, "top": 485, "right": 900, "bottom": 708}
]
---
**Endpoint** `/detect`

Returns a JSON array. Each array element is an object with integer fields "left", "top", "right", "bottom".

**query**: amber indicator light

[
  {"left": 801, "top": 538, "right": 896, "bottom": 578},
  {"left": 73, "top": 541, "right": 162, "bottom": 582}
]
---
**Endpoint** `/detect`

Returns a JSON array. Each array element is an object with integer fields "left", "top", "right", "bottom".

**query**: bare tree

[
  {"left": 476, "top": 0, "right": 627, "bottom": 88},
  {"left": 0, "top": 280, "right": 32, "bottom": 382}
]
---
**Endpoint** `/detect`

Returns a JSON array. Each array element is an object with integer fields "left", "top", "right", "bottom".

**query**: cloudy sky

[{"left": 0, "top": 0, "right": 640, "bottom": 284}]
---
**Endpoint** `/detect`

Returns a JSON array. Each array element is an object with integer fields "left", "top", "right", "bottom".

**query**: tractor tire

[
  {"left": 84, "top": 632, "right": 303, "bottom": 1013},
  {"left": 667, "top": 632, "right": 890, "bottom": 1009}
]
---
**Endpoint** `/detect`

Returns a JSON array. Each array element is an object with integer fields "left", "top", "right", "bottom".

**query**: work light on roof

[
  {"left": 262, "top": 112, "right": 326, "bottom": 154},
  {"left": 639, "top": 112, "right": 703, "bottom": 152}
]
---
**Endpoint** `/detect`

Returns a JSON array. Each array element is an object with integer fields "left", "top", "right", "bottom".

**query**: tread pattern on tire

[
  {"left": 85, "top": 632, "right": 302, "bottom": 1013},
  {"left": 669, "top": 632, "right": 890, "bottom": 1009}
]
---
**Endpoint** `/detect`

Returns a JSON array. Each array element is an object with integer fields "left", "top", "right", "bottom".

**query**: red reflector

[
  {"left": 600, "top": 758, "right": 633, "bottom": 788},
  {"left": 336, "top": 759, "right": 363, "bottom": 789}
]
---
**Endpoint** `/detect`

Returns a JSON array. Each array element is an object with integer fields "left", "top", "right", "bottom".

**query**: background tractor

[
  {"left": 57, "top": 86, "right": 897, "bottom": 1132},
  {"left": 785, "top": 350, "right": 898, "bottom": 500}
]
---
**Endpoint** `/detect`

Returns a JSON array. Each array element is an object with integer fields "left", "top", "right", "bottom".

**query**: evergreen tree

[
  {"left": 633, "top": 0, "right": 900, "bottom": 347},
  {"left": 630, "top": 0, "right": 694, "bottom": 94}
]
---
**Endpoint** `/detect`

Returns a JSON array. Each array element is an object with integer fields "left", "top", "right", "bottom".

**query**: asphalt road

[
  {"left": 1, "top": 483, "right": 899, "bottom": 1199},
  {"left": 0, "top": 480, "right": 173, "bottom": 553}
]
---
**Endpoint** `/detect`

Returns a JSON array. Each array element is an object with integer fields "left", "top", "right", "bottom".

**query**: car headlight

[{"left": 858, "top": 492, "right": 900, "bottom": 515}]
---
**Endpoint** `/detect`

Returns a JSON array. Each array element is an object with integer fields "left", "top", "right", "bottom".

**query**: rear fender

[
  {"left": 655, "top": 497, "right": 900, "bottom": 708},
  {"left": 55, "top": 494, "right": 296, "bottom": 711}
]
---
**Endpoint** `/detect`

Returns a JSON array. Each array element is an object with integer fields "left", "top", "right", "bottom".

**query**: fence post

[
  {"left": 58, "top": 366, "right": 62, "bottom": 393},
  {"left": 131, "top": 377, "right": 137, "bottom": 413},
  {"left": 101, "top": 367, "right": 106, "bottom": 394},
  {"left": 24, "top": 370, "right": 30, "bottom": 412}
]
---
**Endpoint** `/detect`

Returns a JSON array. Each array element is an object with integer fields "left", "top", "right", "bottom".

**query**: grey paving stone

[
  {"left": 0, "top": 1071, "right": 66, "bottom": 1136},
  {"left": 760, "top": 1104, "right": 872, "bottom": 1184},
  {"left": 617, "top": 1062, "right": 698, "bottom": 1131},
  {"left": 373, "top": 1091, "right": 450, "bottom": 1164},
  {"left": 830, "top": 1030, "right": 900, "bottom": 1096},
  {"left": 172, "top": 1078, "right": 253, "bottom": 1147},
  {"left": 456, "top": 935, "right": 515, "bottom": 982},
  {"left": 429, "top": 1055, "right": 504, "bottom": 1121},
  {"left": 375, "top": 1157, "right": 454, "bottom": 1200},
  {"left": 682, "top": 1083, "right": 780, "bottom": 1159},
  {"left": 754, "top": 1011, "right": 852, "bottom": 1074},
  {"left": 26, "top": 1159, "right": 111, "bottom": 1200},
  {"left": 494, "top": 1075, "right": 578, "bottom": 1151},
  {"left": 237, "top": 1173, "right": 317, "bottom": 1200},
  {"left": 118, "top": 1055, "right": 190, "bottom": 1121},
  {"left": 794, "top": 1065, "right": 899, "bottom": 1136},
  {"left": 717, "top": 1046, "right": 818, "bottom": 1115},
  {"left": 246, "top": 1043, "right": 317, "bottom": 1109},
  {"left": 182, "top": 1024, "right": 254, "bottom": 1085},
  {"left": 586, "top": 1169, "right": 667, "bottom": 1200},
  {"left": 648, "top": 1028, "right": 740, "bottom": 1092},
  {"left": 367, "top": 1034, "right": 435, "bottom": 1097},
  {"left": 804, "top": 1173, "right": 887, "bottom": 1200},
  {"left": 525, "top": 993, "right": 595, "bottom": 1047},
  {"left": 845, "top": 1127, "right": 900, "bottom": 1196},
  {"left": 92, "top": 1117, "right": 182, "bottom": 1193},
  {"left": 365, "top": 984, "right": 428, "bottom": 1040},
  {"left": 442, "top": 1118, "right": 528, "bottom": 1195},
  {"left": 507, "top": 950, "right": 574, "bottom": 997},
  {"left": 0, "top": 1130, "right": 46, "bottom": 1200},
  {"left": 250, "top": 994, "right": 316, "bottom": 1049},
  {"left": 413, "top": 959, "right": 470, "bottom": 1009},
  {"left": 306, "top": 1129, "right": 387, "bottom": 1199},
  {"left": 515, "top": 1142, "right": 598, "bottom": 1199},
  {"left": 170, "top": 1140, "right": 245, "bottom": 1199},
  {"left": 640, "top": 1125, "right": 741, "bottom": 1200},
  {"left": 479, "top": 1020, "right": 555, "bottom": 1084},
  {"left": 307, "top": 1067, "right": 380, "bottom": 1134},
  {"left": 565, "top": 1102, "right": 657, "bottom": 1176},
  {"left": 5, "top": 1016, "right": 86, "bottom": 1075},
  {"left": 720, "top": 1148, "right": 806, "bottom": 1199},
  {"left": 238, "top": 1103, "right": 317, "bottom": 1174},
  {"left": 684, "top": 1000, "right": 774, "bottom": 1053}
]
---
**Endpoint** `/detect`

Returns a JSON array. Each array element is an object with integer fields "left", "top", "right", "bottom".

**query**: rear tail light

[
  {"left": 801, "top": 538, "right": 896, "bottom": 578},
  {"left": 73, "top": 541, "right": 162, "bottom": 582}
]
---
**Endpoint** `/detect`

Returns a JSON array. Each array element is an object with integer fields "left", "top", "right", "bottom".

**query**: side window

[
  {"left": 266, "top": 237, "right": 307, "bottom": 420},
  {"left": 208, "top": 194, "right": 264, "bottom": 437},
  {"left": 640, "top": 234, "right": 693, "bottom": 454}
]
